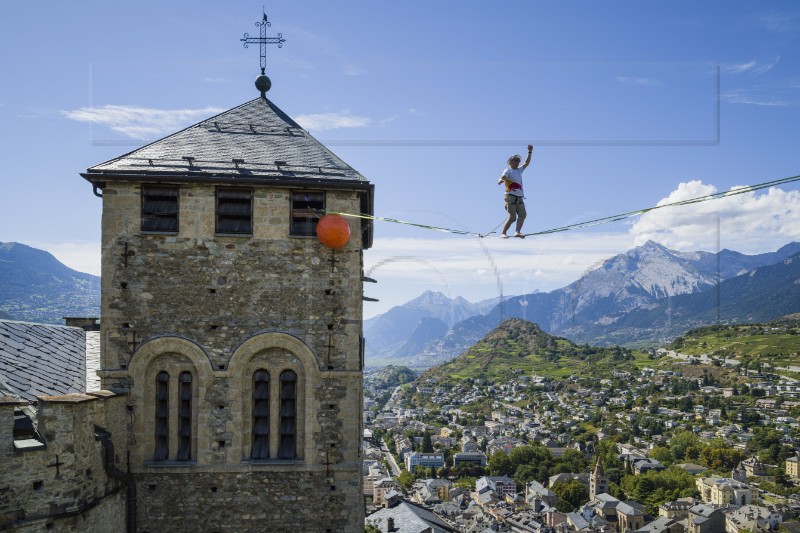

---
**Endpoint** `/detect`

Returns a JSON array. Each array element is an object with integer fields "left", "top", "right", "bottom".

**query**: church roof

[{"left": 82, "top": 97, "right": 371, "bottom": 190}]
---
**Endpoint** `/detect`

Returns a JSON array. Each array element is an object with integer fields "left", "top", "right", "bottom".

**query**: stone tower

[
  {"left": 590, "top": 457, "right": 609, "bottom": 500},
  {"left": 81, "top": 81, "right": 373, "bottom": 531}
]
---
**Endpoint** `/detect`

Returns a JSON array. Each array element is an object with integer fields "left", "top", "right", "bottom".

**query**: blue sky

[{"left": 1, "top": 1, "right": 799, "bottom": 317}]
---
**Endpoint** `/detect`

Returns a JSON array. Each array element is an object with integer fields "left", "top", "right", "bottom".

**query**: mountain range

[
  {"left": 363, "top": 291, "right": 506, "bottom": 361},
  {"left": 2, "top": 239, "right": 799, "bottom": 365},
  {"left": 0, "top": 242, "right": 100, "bottom": 324},
  {"left": 365, "top": 241, "right": 800, "bottom": 367}
]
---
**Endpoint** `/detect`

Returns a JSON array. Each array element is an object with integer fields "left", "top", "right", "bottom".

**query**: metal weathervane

[{"left": 241, "top": 10, "right": 285, "bottom": 75}]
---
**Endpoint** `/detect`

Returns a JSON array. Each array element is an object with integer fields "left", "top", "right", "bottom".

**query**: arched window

[
  {"left": 154, "top": 371, "right": 169, "bottom": 461},
  {"left": 278, "top": 370, "right": 297, "bottom": 459},
  {"left": 252, "top": 370, "right": 270, "bottom": 459},
  {"left": 177, "top": 372, "right": 193, "bottom": 461}
]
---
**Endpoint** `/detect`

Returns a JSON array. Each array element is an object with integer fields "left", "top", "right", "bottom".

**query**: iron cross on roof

[{"left": 241, "top": 11, "right": 286, "bottom": 76}]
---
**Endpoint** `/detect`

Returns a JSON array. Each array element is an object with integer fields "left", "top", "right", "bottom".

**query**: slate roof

[
  {"left": 82, "top": 97, "right": 371, "bottom": 189},
  {"left": 366, "top": 500, "right": 457, "bottom": 533},
  {"left": 0, "top": 320, "right": 90, "bottom": 402}
]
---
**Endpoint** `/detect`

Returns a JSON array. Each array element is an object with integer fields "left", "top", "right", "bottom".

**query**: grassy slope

[
  {"left": 669, "top": 320, "right": 800, "bottom": 359},
  {"left": 422, "top": 318, "right": 651, "bottom": 384}
]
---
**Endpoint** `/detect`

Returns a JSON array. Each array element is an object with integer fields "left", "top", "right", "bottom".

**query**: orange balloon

[{"left": 316, "top": 214, "right": 351, "bottom": 249}]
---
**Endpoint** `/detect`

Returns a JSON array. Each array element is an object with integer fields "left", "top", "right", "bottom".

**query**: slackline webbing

[{"left": 322, "top": 174, "right": 800, "bottom": 239}]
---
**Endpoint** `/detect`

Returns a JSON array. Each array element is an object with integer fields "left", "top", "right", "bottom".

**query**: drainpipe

[{"left": 101, "top": 435, "right": 136, "bottom": 533}]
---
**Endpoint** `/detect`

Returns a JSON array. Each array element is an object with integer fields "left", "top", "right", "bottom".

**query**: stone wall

[
  {"left": 0, "top": 393, "right": 129, "bottom": 532},
  {"left": 99, "top": 183, "right": 364, "bottom": 373},
  {"left": 97, "top": 181, "right": 366, "bottom": 531},
  {"left": 136, "top": 470, "right": 361, "bottom": 532}
]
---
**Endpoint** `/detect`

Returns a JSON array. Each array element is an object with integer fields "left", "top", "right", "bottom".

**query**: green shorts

[{"left": 505, "top": 194, "right": 527, "bottom": 221}]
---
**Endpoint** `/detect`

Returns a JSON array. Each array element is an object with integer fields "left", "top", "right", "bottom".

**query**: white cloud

[
  {"left": 362, "top": 180, "right": 800, "bottom": 316},
  {"left": 33, "top": 241, "right": 101, "bottom": 276},
  {"left": 294, "top": 111, "right": 371, "bottom": 131},
  {"left": 723, "top": 57, "right": 779, "bottom": 75},
  {"left": 630, "top": 180, "right": 800, "bottom": 254},
  {"left": 616, "top": 76, "right": 661, "bottom": 87},
  {"left": 363, "top": 232, "right": 635, "bottom": 317},
  {"left": 61, "top": 105, "right": 225, "bottom": 140},
  {"left": 722, "top": 88, "right": 797, "bottom": 107}
]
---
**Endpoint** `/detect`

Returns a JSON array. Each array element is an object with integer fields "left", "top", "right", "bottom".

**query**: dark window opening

[
  {"left": 252, "top": 369, "right": 270, "bottom": 459},
  {"left": 290, "top": 191, "right": 324, "bottom": 236},
  {"left": 177, "top": 372, "right": 192, "bottom": 461},
  {"left": 154, "top": 371, "right": 169, "bottom": 461},
  {"left": 216, "top": 187, "right": 253, "bottom": 235},
  {"left": 279, "top": 370, "right": 297, "bottom": 459},
  {"left": 141, "top": 186, "right": 178, "bottom": 233}
]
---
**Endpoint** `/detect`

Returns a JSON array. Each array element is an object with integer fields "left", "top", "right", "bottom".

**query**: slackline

[{"left": 321, "top": 173, "right": 800, "bottom": 239}]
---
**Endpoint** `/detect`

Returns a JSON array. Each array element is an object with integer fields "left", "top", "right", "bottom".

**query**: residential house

[
  {"left": 787, "top": 455, "right": 800, "bottom": 479},
  {"left": 374, "top": 478, "right": 400, "bottom": 506},
  {"left": 525, "top": 480, "right": 557, "bottom": 508},
  {"left": 659, "top": 497, "right": 698, "bottom": 520},
  {"left": 696, "top": 477, "right": 752, "bottom": 506},
  {"left": 617, "top": 501, "right": 646, "bottom": 532},
  {"left": 476, "top": 476, "right": 518, "bottom": 498},
  {"left": 687, "top": 504, "right": 725, "bottom": 533},
  {"left": 725, "top": 504, "right": 782, "bottom": 533}
]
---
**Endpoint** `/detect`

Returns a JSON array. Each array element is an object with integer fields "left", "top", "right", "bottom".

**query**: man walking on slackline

[{"left": 498, "top": 144, "right": 533, "bottom": 238}]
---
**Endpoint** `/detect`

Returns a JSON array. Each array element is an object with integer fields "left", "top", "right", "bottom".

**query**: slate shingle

[
  {"left": 0, "top": 320, "right": 88, "bottom": 402},
  {"left": 82, "top": 98, "right": 370, "bottom": 186}
]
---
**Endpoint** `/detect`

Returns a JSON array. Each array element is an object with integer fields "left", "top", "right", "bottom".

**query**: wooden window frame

[
  {"left": 176, "top": 372, "right": 193, "bottom": 461},
  {"left": 154, "top": 371, "right": 169, "bottom": 461},
  {"left": 216, "top": 187, "right": 254, "bottom": 236},
  {"left": 290, "top": 191, "right": 325, "bottom": 237},
  {"left": 251, "top": 369, "right": 270, "bottom": 459},
  {"left": 278, "top": 370, "right": 297, "bottom": 459},
  {"left": 141, "top": 185, "right": 179, "bottom": 234}
]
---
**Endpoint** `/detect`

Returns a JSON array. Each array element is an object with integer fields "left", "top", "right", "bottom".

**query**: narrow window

[
  {"left": 290, "top": 191, "right": 324, "bottom": 236},
  {"left": 154, "top": 371, "right": 169, "bottom": 461},
  {"left": 278, "top": 370, "right": 297, "bottom": 459},
  {"left": 251, "top": 370, "right": 270, "bottom": 459},
  {"left": 176, "top": 372, "right": 192, "bottom": 461},
  {"left": 141, "top": 185, "right": 179, "bottom": 233},
  {"left": 216, "top": 187, "right": 253, "bottom": 235}
]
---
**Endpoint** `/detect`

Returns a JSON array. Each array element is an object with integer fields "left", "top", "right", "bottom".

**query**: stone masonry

[
  {"left": 0, "top": 393, "right": 129, "bottom": 532},
  {"left": 82, "top": 94, "right": 373, "bottom": 532}
]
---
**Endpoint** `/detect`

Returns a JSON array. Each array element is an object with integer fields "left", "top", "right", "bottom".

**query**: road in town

[{"left": 381, "top": 439, "right": 401, "bottom": 476}]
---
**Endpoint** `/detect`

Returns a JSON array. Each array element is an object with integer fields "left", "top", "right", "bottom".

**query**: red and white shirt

[{"left": 501, "top": 167, "right": 524, "bottom": 197}]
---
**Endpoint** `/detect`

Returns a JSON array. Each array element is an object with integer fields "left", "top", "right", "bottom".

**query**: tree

[
  {"left": 701, "top": 441, "right": 745, "bottom": 471},
  {"left": 488, "top": 452, "right": 513, "bottom": 476},
  {"left": 619, "top": 467, "right": 697, "bottom": 515},
  {"left": 553, "top": 479, "right": 588, "bottom": 512},
  {"left": 422, "top": 433, "right": 434, "bottom": 453},
  {"left": 649, "top": 447, "right": 674, "bottom": 465},
  {"left": 397, "top": 470, "right": 414, "bottom": 491}
]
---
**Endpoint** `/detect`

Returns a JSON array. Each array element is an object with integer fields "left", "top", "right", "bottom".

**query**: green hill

[
  {"left": 421, "top": 318, "right": 650, "bottom": 384},
  {"left": 0, "top": 242, "right": 100, "bottom": 324},
  {"left": 667, "top": 316, "right": 800, "bottom": 367}
]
